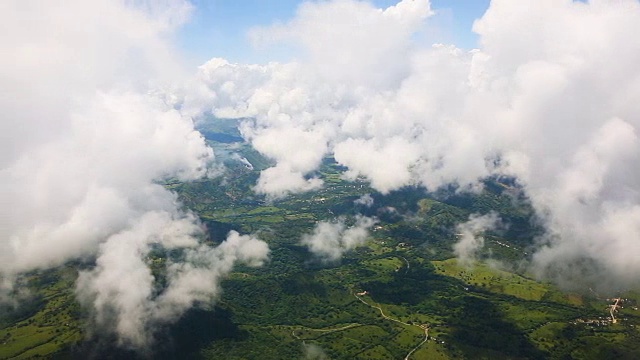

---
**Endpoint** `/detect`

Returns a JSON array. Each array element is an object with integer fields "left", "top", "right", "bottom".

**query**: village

[{"left": 572, "top": 297, "right": 638, "bottom": 327}]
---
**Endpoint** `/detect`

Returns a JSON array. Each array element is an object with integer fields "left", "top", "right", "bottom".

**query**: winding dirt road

[
  {"left": 404, "top": 327, "right": 429, "bottom": 360},
  {"left": 288, "top": 292, "right": 431, "bottom": 359},
  {"left": 354, "top": 293, "right": 429, "bottom": 360},
  {"left": 610, "top": 298, "right": 621, "bottom": 324}
]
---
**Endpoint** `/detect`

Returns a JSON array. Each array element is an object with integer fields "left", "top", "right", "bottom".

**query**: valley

[{"left": 2, "top": 134, "right": 640, "bottom": 359}]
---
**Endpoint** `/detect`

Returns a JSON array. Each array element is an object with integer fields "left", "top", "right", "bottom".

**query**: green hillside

[{"left": 2, "top": 136, "right": 640, "bottom": 360}]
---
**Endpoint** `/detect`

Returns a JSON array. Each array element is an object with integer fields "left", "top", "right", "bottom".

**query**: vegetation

[{"left": 3, "top": 127, "right": 640, "bottom": 359}]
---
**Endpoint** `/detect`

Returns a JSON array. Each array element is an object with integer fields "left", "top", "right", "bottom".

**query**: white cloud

[
  {"left": 190, "top": 0, "right": 640, "bottom": 288},
  {"left": 301, "top": 216, "right": 377, "bottom": 262},
  {"left": 335, "top": 136, "right": 422, "bottom": 194},
  {"left": 453, "top": 212, "right": 501, "bottom": 266},
  {"left": 77, "top": 228, "right": 269, "bottom": 348},
  {"left": 354, "top": 194, "right": 374, "bottom": 207},
  {"left": 249, "top": 0, "right": 433, "bottom": 88},
  {"left": 254, "top": 164, "right": 324, "bottom": 200},
  {"left": 1, "top": 0, "right": 201, "bottom": 271},
  {"left": 0, "top": 0, "right": 270, "bottom": 348},
  {"left": 6, "top": 0, "right": 640, "bottom": 343},
  {"left": 472, "top": 0, "right": 640, "bottom": 287}
]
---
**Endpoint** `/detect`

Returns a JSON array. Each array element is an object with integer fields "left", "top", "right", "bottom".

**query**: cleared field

[{"left": 432, "top": 258, "right": 550, "bottom": 301}]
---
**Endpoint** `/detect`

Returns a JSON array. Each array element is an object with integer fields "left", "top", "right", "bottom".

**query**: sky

[{"left": 178, "top": 0, "right": 491, "bottom": 65}]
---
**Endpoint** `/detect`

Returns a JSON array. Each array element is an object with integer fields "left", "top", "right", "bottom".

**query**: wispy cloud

[{"left": 453, "top": 212, "right": 502, "bottom": 266}]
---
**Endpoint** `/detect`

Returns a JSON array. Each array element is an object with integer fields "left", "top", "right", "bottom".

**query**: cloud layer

[
  {"left": 5, "top": 0, "right": 640, "bottom": 348},
  {"left": 1, "top": 0, "right": 269, "bottom": 347},
  {"left": 189, "top": 0, "right": 640, "bottom": 288},
  {"left": 77, "top": 229, "right": 269, "bottom": 347}
]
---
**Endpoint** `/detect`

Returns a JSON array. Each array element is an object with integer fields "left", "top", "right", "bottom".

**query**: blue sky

[{"left": 177, "top": 0, "right": 491, "bottom": 66}]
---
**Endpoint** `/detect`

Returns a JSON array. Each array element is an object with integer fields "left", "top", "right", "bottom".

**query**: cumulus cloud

[
  {"left": 248, "top": 0, "right": 433, "bottom": 88},
  {"left": 1, "top": 0, "right": 199, "bottom": 269},
  {"left": 192, "top": 2, "right": 487, "bottom": 198},
  {"left": 301, "top": 216, "right": 377, "bottom": 262},
  {"left": 254, "top": 164, "right": 324, "bottom": 199},
  {"left": 453, "top": 212, "right": 502, "bottom": 266},
  {"left": 77, "top": 230, "right": 269, "bottom": 348},
  {"left": 0, "top": 0, "right": 269, "bottom": 348},
  {"left": 6, "top": 0, "right": 640, "bottom": 345},
  {"left": 241, "top": 122, "right": 329, "bottom": 198},
  {"left": 188, "top": 0, "right": 640, "bottom": 288},
  {"left": 473, "top": 0, "right": 640, "bottom": 289},
  {"left": 354, "top": 194, "right": 374, "bottom": 207}
]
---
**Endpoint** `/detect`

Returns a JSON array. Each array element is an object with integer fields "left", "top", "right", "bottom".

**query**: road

[
  {"left": 289, "top": 292, "right": 432, "bottom": 359},
  {"left": 401, "top": 256, "right": 410, "bottom": 271},
  {"left": 354, "top": 293, "right": 430, "bottom": 360},
  {"left": 405, "top": 327, "right": 429, "bottom": 360},
  {"left": 291, "top": 323, "right": 361, "bottom": 342},
  {"left": 610, "top": 298, "right": 621, "bottom": 324}
]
